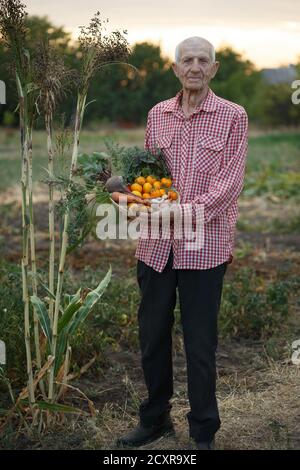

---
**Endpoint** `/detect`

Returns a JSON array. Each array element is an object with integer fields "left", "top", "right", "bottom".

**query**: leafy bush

[
  {"left": 71, "top": 267, "right": 140, "bottom": 352},
  {"left": 0, "top": 262, "right": 115, "bottom": 387},
  {"left": 244, "top": 170, "right": 300, "bottom": 199},
  {"left": 0, "top": 263, "right": 26, "bottom": 387},
  {"left": 219, "top": 267, "right": 296, "bottom": 339}
]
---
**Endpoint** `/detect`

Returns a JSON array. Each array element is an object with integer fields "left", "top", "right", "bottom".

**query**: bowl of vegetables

[{"left": 104, "top": 144, "right": 180, "bottom": 218}]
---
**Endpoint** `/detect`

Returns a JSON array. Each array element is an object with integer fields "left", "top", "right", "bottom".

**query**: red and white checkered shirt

[{"left": 134, "top": 87, "right": 248, "bottom": 272}]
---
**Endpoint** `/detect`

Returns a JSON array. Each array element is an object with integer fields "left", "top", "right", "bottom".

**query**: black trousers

[{"left": 136, "top": 247, "right": 228, "bottom": 442}]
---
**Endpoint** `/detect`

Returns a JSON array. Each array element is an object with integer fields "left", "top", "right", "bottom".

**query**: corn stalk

[
  {"left": 17, "top": 73, "right": 35, "bottom": 406},
  {"left": 27, "top": 123, "right": 44, "bottom": 388},
  {"left": 0, "top": 0, "right": 44, "bottom": 399},
  {"left": 48, "top": 92, "right": 87, "bottom": 402},
  {"left": 45, "top": 114, "right": 55, "bottom": 327},
  {"left": 0, "top": 0, "right": 40, "bottom": 405},
  {"left": 33, "top": 42, "right": 71, "bottom": 330}
]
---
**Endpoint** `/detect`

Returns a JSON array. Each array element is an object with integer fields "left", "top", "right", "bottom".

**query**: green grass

[
  {"left": 244, "top": 132, "right": 300, "bottom": 199},
  {"left": 1, "top": 128, "right": 300, "bottom": 200},
  {"left": 0, "top": 128, "right": 145, "bottom": 193},
  {"left": 0, "top": 155, "right": 49, "bottom": 193}
]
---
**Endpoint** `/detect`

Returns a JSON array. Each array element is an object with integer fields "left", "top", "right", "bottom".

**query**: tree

[
  {"left": 211, "top": 47, "right": 263, "bottom": 120},
  {"left": 86, "top": 42, "right": 179, "bottom": 125},
  {"left": 0, "top": 15, "right": 74, "bottom": 126}
]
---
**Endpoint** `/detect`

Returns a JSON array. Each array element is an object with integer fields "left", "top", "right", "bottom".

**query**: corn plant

[
  {"left": 0, "top": 0, "right": 131, "bottom": 427},
  {"left": 48, "top": 11, "right": 130, "bottom": 403},
  {"left": 0, "top": 0, "right": 40, "bottom": 405},
  {"left": 33, "top": 41, "right": 73, "bottom": 327}
]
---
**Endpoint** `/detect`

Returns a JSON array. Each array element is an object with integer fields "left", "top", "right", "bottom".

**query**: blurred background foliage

[{"left": 1, "top": 15, "right": 300, "bottom": 128}]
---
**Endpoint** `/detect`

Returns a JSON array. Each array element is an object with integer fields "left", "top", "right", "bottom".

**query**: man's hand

[
  {"left": 111, "top": 191, "right": 151, "bottom": 206},
  {"left": 139, "top": 205, "right": 177, "bottom": 227}
]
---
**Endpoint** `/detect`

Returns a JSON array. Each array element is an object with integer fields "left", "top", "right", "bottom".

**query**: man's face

[{"left": 172, "top": 41, "right": 219, "bottom": 92}]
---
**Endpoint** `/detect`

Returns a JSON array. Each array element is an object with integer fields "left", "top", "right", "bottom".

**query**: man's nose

[{"left": 190, "top": 59, "right": 201, "bottom": 72}]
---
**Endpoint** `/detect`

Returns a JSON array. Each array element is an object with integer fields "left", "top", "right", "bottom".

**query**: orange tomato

[
  {"left": 168, "top": 190, "right": 178, "bottom": 201},
  {"left": 131, "top": 183, "right": 143, "bottom": 193},
  {"left": 146, "top": 175, "right": 156, "bottom": 184},
  {"left": 143, "top": 182, "right": 153, "bottom": 193},
  {"left": 159, "top": 189, "right": 166, "bottom": 196},
  {"left": 150, "top": 190, "right": 161, "bottom": 198},
  {"left": 161, "top": 177, "right": 172, "bottom": 188},
  {"left": 153, "top": 181, "right": 161, "bottom": 190},
  {"left": 131, "top": 190, "right": 142, "bottom": 197},
  {"left": 142, "top": 193, "right": 151, "bottom": 199},
  {"left": 135, "top": 176, "right": 146, "bottom": 186}
]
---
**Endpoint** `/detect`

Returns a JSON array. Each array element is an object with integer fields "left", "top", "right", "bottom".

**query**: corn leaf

[
  {"left": 37, "top": 277, "right": 63, "bottom": 313},
  {"left": 30, "top": 295, "right": 52, "bottom": 343},
  {"left": 55, "top": 328, "right": 68, "bottom": 375},
  {"left": 20, "top": 399, "right": 83, "bottom": 414},
  {"left": 37, "top": 276, "right": 56, "bottom": 301},
  {"left": 84, "top": 99, "right": 97, "bottom": 110},
  {"left": 68, "top": 266, "right": 112, "bottom": 336},
  {"left": 58, "top": 288, "right": 82, "bottom": 334}
]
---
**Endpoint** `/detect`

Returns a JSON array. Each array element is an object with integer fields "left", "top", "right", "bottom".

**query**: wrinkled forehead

[{"left": 179, "top": 41, "right": 212, "bottom": 61}]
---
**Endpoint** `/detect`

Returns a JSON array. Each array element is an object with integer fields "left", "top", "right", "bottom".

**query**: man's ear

[
  {"left": 172, "top": 62, "right": 179, "bottom": 78},
  {"left": 211, "top": 61, "right": 220, "bottom": 79}
]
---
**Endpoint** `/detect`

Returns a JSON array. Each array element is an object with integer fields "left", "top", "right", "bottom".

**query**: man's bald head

[
  {"left": 172, "top": 36, "right": 219, "bottom": 92},
  {"left": 175, "top": 37, "right": 215, "bottom": 64}
]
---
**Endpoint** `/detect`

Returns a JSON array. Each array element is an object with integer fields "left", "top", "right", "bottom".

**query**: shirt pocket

[
  {"left": 156, "top": 133, "right": 174, "bottom": 169},
  {"left": 157, "top": 133, "right": 173, "bottom": 150},
  {"left": 194, "top": 134, "right": 227, "bottom": 174}
]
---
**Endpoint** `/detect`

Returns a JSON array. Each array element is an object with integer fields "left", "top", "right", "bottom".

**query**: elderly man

[{"left": 116, "top": 36, "right": 248, "bottom": 450}]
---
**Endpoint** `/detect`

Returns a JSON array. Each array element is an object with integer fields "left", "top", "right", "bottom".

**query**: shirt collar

[{"left": 162, "top": 87, "right": 217, "bottom": 114}]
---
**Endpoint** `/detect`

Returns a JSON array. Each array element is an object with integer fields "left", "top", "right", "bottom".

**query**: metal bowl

[{"left": 109, "top": 190, "right": 180, "bottom": 220}]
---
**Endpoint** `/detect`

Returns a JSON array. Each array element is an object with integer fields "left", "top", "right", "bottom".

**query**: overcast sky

[{"left": 25, "top": 0, "right": 300, "bottom": 68}]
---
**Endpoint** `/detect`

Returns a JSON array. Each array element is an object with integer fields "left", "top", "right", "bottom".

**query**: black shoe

[
  {"left": 195, "top": 437, "right": 215, "bottom": 450},
  {"left": 115, "top": 417, "right": 175, "bottom": 448}
]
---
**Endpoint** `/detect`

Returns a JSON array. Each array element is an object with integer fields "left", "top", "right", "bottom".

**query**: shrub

[
  {"left": 0, "top": 262, "right": 26, "bottom": 388},
  {"left": 219, "top": 267, "right": 296, "bottom": 339}
]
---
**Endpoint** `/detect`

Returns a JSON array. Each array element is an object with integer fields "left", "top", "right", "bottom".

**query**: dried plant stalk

[
  {"left": 0, "top": 0, "right": 36, "bottom": 404},
  {"left": 27, "top": 125, "right": 44, "bottom": 389},
  {"left": 48, "top": 12, "right": 130, "bottom": 402},
  {"left": 1, "top": 3, "right": 125, "bottom": 419},
  {"left": 34, "top": 41, "right": 73, "bottom": 327}
]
